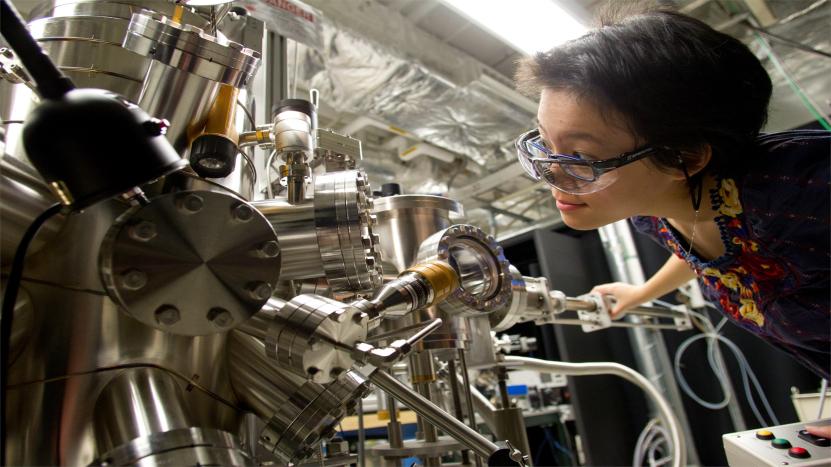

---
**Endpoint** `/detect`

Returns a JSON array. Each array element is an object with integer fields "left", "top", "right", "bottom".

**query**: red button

[{"left": 788, "top": 447, "right": 811, "bottom": 459}]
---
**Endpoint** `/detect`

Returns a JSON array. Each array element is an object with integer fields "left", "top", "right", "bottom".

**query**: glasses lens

[
  {"left": 561, "top": 161, "right": 596, "bottom": 181},
  {"left": 536, "top": 160, "right": 620, "bottom": 194},
  {"left": 516, "top": 132, "right": 543, "bottom": 180}
]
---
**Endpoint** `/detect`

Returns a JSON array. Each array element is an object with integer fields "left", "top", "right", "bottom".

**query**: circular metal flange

[
  {"left": 263, "top": 294, "right": 367, "bottom": 384},
  {"left": 262, "top": 370, "right": 370, "bottom": 463},
  {"left": 313, "top": 170, "right": 383, "bottom": 293},
  {"left": 90, "top": 427, "right": 250, "bottom": 466},
  {"left": 416, "top": 224, "right": 512, "bottom": 317},
  {"left": 100, "top": 190, "right": 281, "bottom": 336},
  {"left": 488, "top": 265, "right": 529, "bottom": 332},
  {"left": 124, "top": 10, "right": 260, "bottom": 87}
]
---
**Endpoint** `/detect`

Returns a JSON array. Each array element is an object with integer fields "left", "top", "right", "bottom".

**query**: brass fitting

[{"left": 405, "top": 260, "right": 459, "bottom": 306}]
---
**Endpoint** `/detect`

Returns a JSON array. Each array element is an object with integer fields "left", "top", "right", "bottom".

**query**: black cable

[
  {"left": 1, "top": 202, "right": 63, "bottom": 465},
  {"left": 745, "top": 23, "right": 831, "bottom": 60},
  {"left": 237, "top": 99, "right": 256, "bottom": 127},
  {"left": 0, "top": 0, "right": 74, "bottom": 100}
]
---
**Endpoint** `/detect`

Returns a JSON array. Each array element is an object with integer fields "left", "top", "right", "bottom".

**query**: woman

[{"left": 514, "top": 5, "right": 830, "bottom": 435}]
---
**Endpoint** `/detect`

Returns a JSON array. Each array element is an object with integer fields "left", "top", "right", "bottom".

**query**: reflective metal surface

[
  {"left": 417, "top": 224, "right": 512, "bottom": 317},
  {"left": 100, "top": 190, "right": 281, "bottom": 335},
  {"left": 261, "top": 294, "right": 367, "bottom": 383},
  {"left": 313, "top": 170, "right": 383, "bottom": 292},
  {"left": 252, "top": 198, "right": 324, "bottom": 280},
  {"left": 6, "top": 201, "right": 238, "bottom": 466},
  {"left": 94, "top": 368, "right": 192, "bottom": 454},
  {"left": 228, "top": 332, "right": 369, "bottom": 463},
  {"left": 0, "top": 155, "right": 63, "bottom": 263},
  {"left": 372, "top": 194, "right": 463, "bottom": 274},
  {"left": 91, "top": 427, "right": 251, "bottom": 466}
]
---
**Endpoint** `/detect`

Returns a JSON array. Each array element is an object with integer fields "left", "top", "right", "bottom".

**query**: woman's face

[{"left": 537, "top": 88, "right": 682, "bottom": 230}]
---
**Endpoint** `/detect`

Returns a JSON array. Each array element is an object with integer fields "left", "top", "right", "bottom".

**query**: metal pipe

[
  {"left": 237, "top": 298, "right": 285, "bottom": 341},
  {"left": 501, "top": 356, "right": 685, "bottom": 467},
  {"left": 93, "top": 368, "right": 192, "bottom": 454},
  {"left": 564, "top": 298, "right": 596, "bottom": 311},
  {"left": 458, "top": 349, "right": 483, "bottom": 467},
  {"left": 368, "top": 370, "right": 503, "bottom": 461},
  {"left": 0, "top": 156, "right": 63, "bottom": 263},
  {"left": 466, "top": 380, "right": 498, "bottom": 433},
  {"left": 357, "top": 398, "right": 366, "bottom": 467},
  {"left": 447, "top": 359, "right": 471, "bottom": 465},
  {"left": 251, "top": 198, "right": 324, "bottom": 280}
]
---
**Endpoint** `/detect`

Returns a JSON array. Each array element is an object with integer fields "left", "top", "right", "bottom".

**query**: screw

[
  {"left": 155, "top": 305, "right": 180, "bottom": 326},
  {"left": 232, "top": 203, "right": 254, "bottom": 222},
  {"left": 207, "top": 307, "right": 234, "bottom": 328},
  {"left": 176, "top": 193, "right": 204, "bottom": 213},
  {"left": 258, "top": 240, "right": 280, "bottom": 258},
  {"left": 129, "top": 221, "right": 157, "bottom": 242},
  {"left": 247, "top": 282, "right": 273, "bottom": 301},
  {"left": 120, "top": 269, "right": 147, "bottom": 290}
]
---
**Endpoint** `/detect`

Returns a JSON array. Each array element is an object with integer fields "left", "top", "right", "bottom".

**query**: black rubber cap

[
  {"left": 487, "top": 448, "right": 522, "bottom": 467},
  {"left": 22, "top": 88, "right": 185, "bottom": 210},
  {"left": 272, "top": 98, "right": 316, "bottom": 118},
  {"left": 189, "top": 134, "right": 238, "bottom": 178},
  {"left": 380, "top": 183, "right": 401, "bottom": 196}
]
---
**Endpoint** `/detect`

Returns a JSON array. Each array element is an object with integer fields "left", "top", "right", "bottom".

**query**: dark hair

[{"left": 515, "top": 2, "right": 772, "bottom": 177}]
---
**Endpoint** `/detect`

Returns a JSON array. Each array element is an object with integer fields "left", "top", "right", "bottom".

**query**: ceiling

[{"left": 297, "top": 0, "right": 830, "bottom": 240}]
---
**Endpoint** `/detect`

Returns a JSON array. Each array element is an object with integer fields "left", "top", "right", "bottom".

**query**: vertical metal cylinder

[
  {"left": 93, "top": 368, "right": 192, "bottom": 455},
  {"left": 493, "top": 407, "right": 532, "bottom": 466}
]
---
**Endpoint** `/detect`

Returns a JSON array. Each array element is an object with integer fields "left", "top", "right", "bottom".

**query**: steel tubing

[{"left": 368, "top": 370, "right": 502, "bottom": 460}]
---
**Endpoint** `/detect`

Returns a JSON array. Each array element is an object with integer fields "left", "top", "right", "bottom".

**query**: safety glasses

[{"left": 515, "top": 129, "right": 657, "bottom": 194}]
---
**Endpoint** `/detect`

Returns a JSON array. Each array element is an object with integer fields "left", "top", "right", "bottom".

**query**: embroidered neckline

[{"left": 658, "top": 173, "right": 740, "bottom": 270}]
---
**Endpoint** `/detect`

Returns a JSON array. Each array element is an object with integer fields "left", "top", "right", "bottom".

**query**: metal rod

[
  {"left": 448, "top": 359, "right": 471, "bottom": 466},
  {"left": 369, "top": 370, "right": 502, "bottom": 460},
  {"left": 501, "top": 356, "right": 686, "bottom": 467},
  {"left": 357, "top": 397, "right": 365, "bottom": 467},
  {"left": 564, "top": 298, "right": 596, "bottom": 311},
  {"left": 458, "top": 349, "right": 483, "bottom": 467}
]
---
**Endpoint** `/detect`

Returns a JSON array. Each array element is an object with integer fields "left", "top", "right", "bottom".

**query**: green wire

[{"left": 753, "top": 32, "right": 831, "bottom": 130}]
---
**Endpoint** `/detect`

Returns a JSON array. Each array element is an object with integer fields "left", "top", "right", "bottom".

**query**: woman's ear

[{"left": 669, "top": 144, "right": 712, "bottom": 180}]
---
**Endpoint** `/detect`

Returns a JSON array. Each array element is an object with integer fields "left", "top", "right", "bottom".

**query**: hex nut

[{"left": 155, "top": 305, "right": 180, "bottom": 325}]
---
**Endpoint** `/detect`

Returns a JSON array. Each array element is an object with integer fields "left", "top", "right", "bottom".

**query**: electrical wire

[
  {"left": 5, "top": 361, "right": 241, "bottom": 411},
  {"left": 0, "top": 202, "right": 63, "bottom": 465},
  {"left": 655, "top": 299, "right": 781, "bottom": 427},
  {"left": 818, "top": 378, "right": 828, "bottom": 419},
  {"left": 236, "top": 99, "right": 256, "bottom": 128},
  {"left": 751, "top": 30, "right": 831, "bottom": 131},
  {"left": 744, "top": 23, "right": 831, "bottom": 60}
]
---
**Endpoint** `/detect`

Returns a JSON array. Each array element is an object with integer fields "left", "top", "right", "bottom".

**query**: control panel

[{"left": 723, "top": 418, "right": 831, "bottom": 466}]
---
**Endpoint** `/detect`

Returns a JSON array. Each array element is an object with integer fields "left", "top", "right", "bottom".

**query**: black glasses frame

[{"left": 515, "top": 129, "right": 659, "bottom": 182}]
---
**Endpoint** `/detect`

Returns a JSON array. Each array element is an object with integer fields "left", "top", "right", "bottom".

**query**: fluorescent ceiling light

[{"left": 440, "top": 0, "right": 587, "bottom": 55}]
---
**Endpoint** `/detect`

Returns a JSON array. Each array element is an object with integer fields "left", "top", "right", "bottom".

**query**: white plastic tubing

[{"left": 502, "top": 356, "right": 686, "bottom": 467}]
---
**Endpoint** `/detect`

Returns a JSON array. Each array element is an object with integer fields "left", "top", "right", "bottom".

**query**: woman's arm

[{"left": 591, "top": 255, "right": 697, "bottom": 316}]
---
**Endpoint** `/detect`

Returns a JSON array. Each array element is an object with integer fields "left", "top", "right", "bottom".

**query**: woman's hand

[{"left": 591, "top": 282, "right": 647, "bottom": 318}]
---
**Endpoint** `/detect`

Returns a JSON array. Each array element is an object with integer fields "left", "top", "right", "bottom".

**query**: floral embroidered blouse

[{"left": 631, "top": 130, "right": 830, "bottom": 379}]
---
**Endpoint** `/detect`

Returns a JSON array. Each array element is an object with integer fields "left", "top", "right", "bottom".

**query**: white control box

[{"left": 722, "top": 418, "right": 831, "bottom": 466}]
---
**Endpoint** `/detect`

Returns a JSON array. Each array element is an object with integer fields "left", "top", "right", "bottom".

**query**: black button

[{"left": 798, "top": 429, "right": 830, "bottom": 447}]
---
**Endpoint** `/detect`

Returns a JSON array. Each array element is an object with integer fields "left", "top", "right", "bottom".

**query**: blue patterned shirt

[{"left": 631, "top": 130, "right": 830, "bottom": 379}]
